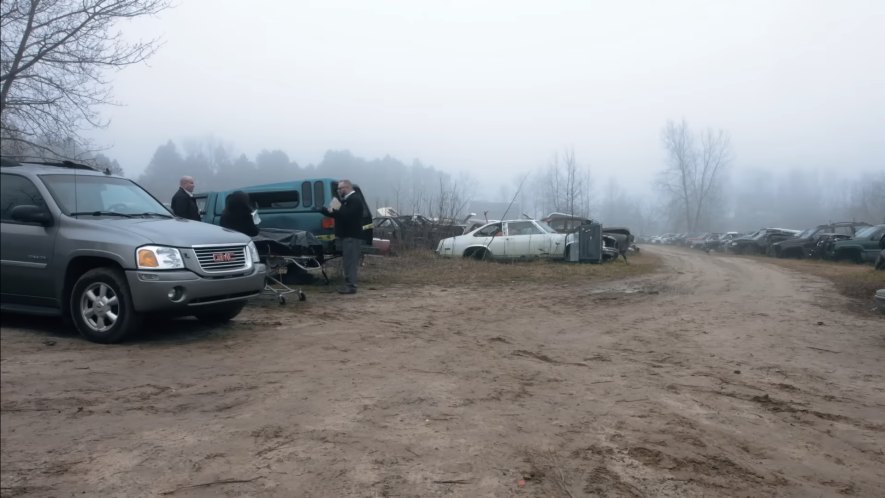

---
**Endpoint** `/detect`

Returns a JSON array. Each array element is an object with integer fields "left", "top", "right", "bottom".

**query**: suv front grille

[{"left": 193, "top": 245, "right": 249, "bottom": 272}]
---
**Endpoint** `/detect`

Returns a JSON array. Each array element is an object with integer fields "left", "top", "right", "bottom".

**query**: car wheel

[
  {"left": 194, "top": 301, "right": 247, "bottom": 324},
  {"left": 466, "top": 248, "right": 490, "bottom": 260},
  {"left": 70, "top": 267, "right": 140, "bottom": 343},
  {"left": 834, "top": 249, "right": 863, "bottom": 264},
  {"left": 851, "top": 251, "right": 864, "bottom": 264}
]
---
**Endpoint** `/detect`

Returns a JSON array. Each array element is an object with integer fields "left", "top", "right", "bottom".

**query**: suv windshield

[
  {"left": 41, "top": 175, "right": 170, "bottom": 216},
  {"left": 854, "top": 225, "right": 884, "bottom": 239}
]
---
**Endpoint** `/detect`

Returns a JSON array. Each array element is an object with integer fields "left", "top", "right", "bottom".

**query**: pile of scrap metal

[
  {"left": 601, "top": 226, "right": 636, "bottom": 263},
  {"left": 373, "top": 207, "right": 466, "bottom": 251},
  {"left": 541, "top": 213, "right": 635, "bottom": 263}
]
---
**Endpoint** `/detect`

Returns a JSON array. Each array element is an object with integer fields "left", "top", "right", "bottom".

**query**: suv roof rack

[{"left": 0, "top": 156, "right": 106, "bottom": 173}]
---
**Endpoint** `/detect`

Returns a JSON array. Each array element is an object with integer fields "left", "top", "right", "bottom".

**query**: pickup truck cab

[
  {"left": 196, "top": 178, "right": 338, "bottom": 252},
  {"left": 0, "top": 159, "right": 266, "bottom": 343},
  {"left": 196, "top": 179, "right": 380, "bottom": 256}
]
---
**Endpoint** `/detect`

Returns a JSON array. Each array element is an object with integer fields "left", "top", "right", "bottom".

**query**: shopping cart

[{"left": 252, "top": 228, "right": 326, "bottom": 304}]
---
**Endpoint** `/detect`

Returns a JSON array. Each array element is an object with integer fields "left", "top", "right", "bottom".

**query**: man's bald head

[{"left": 180, "top": 176, "right": 195, "bottom": 192}]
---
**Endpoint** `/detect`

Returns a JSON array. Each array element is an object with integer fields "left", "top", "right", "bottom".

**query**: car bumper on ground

[{"left": 126, "top": 264, "right": 266, "bottom": 312}]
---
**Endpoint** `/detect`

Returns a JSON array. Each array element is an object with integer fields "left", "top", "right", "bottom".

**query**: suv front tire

[{"left": 70, "top": 267, "right": 140, "bottom": 343}]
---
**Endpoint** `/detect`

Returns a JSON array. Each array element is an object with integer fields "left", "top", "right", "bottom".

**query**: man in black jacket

[
  {"left": 321, "top": 179, "right": 368, "bottom": 294},
  {"left": 171, "top": 176, "right": 200, "bottom": 221}
]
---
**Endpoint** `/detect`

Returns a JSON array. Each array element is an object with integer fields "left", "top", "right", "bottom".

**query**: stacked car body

[
  {"left": 769, "top": 222, "right": 870, "bottom": 259},
  {"left": 647, "top": 221, "right": 884, "bottom": 269}
]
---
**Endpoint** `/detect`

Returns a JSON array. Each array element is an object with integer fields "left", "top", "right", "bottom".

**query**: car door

[
  {"left": 503, "top": 221, "right": 536, "bottom": 257},
  {"left": 469, "top": 222, "right": 506, "bottom": 258},
  {"left": 0, "top": 174, "right": 59, "bottom": 307},
  {"left": 862, "top": 226, "right": 885, "bottom": 261},
  {"left": 526, "top": 221, "right": 560, "bottom": 257}
]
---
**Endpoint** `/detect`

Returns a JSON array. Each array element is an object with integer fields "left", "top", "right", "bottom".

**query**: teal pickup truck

[{"left": 196, "top": 178, "right": 376, "bottom": 255}]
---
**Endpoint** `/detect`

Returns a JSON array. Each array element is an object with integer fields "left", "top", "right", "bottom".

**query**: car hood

[
  {"left": 67, "top": 217, "right": 251, "bottom": 246},
  {"left": 773, "top": 237, "right": 808, "bottom": 247}
]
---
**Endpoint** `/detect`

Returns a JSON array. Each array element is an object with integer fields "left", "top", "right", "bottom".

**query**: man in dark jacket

[
  {"left": 321, "top": 179, "right": 368, "bottom": 294},
  {"left": 171, "top": 176, "right": 200, "bottom": 221}
]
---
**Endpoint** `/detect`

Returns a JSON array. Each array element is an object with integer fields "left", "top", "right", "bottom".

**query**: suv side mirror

[{"left": 10, "top": 204, "right": 53, "bottom": 226}]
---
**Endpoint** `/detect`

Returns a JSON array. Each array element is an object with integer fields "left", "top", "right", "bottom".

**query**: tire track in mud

[{"left": 469, "top": 246, "right": 885, "bottom": 497}]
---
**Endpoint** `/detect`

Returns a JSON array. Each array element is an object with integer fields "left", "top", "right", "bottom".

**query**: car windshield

[
  {"left": 40, "top": 174, "right": 170, "bottom": 217},
  {"left": 853, "top": 225, "right": 880, "bottom": 238},
  {"left": 795, "top": 228, "right": 817, "bottom": 239},
  {"left": 534, "top": 220, "right": 557, "bottom": 233}
]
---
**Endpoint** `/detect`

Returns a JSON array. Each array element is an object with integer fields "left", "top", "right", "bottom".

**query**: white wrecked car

[{"left": 435, "top": 219, "right": 572, "bottom": 260}]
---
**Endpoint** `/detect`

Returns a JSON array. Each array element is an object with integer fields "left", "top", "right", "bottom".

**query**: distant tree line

[
  {"left": 505, "top": 120, "right": 883, "bottom": 236},
  {"left": 651, "top": 119, "right": 884, "bottom": 233},
  {"left": 135, "top": 139, "right": 475, "bottom": 222}
]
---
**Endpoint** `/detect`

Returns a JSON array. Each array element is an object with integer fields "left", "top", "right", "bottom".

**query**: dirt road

[{"left": 2, "top": 246, "right": 883, "bottom": 497}]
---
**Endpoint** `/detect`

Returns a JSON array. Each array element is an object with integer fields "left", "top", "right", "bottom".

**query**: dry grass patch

[
  {"left": 356, "top": 249, "right": 663, "bottom": 288},
  {"left": 740, "top": 255, "right": 884, "bottom": 304}
]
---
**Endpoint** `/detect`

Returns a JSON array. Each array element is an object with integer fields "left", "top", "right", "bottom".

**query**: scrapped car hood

[
  {"left": 774, "top": 237, "right": 808, "bottom": 247},
  {"left": 68, "top": 217, "right": 251, "bottom": 246}
]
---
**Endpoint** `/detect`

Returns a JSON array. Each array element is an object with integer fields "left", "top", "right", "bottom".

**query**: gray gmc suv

[{"left": 0, "top": 158, "right": 267, "bottom": 343}]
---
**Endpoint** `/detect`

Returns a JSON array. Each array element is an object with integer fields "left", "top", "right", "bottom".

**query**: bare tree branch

[
  {"left": 537, "top": 147, "right": 592, "bottom": 218},
  {"left": 1, "top": 0, "right": 170, "bottom": 156},
  {"left": 657, "top": 119, "right": 731, "bottom": 232}
]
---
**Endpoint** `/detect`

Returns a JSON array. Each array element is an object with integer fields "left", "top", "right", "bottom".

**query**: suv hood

[
  {"left": 774, "top": 236, "right": 810, "bottom": 247},
  {"left": 69, "top": 217, "right": 252, "bottom": 246}
]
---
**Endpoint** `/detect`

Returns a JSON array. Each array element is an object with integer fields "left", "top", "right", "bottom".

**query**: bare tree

[
  {"left": 433, "top": 172, "right": 473, "bottom": 222},
  {"left": 657, "top": 119, "right": 731, "bottom": 232},
  {"left": 1, "top": 0, "right": 170, "bottom": 157},
  {"left": 538, "top": 147, "right": 592, "bottom": 217}
]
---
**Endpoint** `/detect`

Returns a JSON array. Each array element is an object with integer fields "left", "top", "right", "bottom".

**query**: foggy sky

[{"left": 91, "top": 0, "right": 885, "bottom": 195}]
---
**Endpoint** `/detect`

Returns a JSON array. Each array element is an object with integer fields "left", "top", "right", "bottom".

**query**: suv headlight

[
  {"left": 137, "top": 246, "right": 184, "bottom": 269},
  {"left": 247, "top": 241, "right": 260, "bottom": 264}
]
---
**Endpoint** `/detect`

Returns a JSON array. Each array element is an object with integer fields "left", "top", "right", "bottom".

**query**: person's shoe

[{"left": 337, "top": 287, "right": 357, "bottom": 294}]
